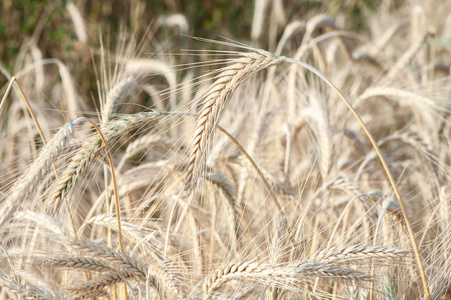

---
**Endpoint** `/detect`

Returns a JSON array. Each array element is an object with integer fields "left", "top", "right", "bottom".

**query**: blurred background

[
  {"left": 1, "top": 0, "right": 449, "bottom": 112},
  {"left": 0, "top": 0, "right": 382, "bottom": 86}
]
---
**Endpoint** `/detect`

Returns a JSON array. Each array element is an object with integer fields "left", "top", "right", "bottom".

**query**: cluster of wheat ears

[{"left": 1, "top": 1, "right": 451, "bottom": 299}]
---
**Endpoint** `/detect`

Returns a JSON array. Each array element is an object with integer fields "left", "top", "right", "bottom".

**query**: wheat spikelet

[
  {"left": 0, "top": 119, "right": 84, "bottom": 227},
  {"left": 185, "top": 51, "right": 283, "bottom": 189},
  {"left": 251, "top": 0, "right": 267, "bottom": 42},
  {"left": 70, "top": 238, "right": 147, "bottom": 280},
  {"left": 122, "top": 58, "right": 177, "bottom": 110},
  {"left": 293, "top": 261, "right": 373, "bottom": 282},
  {"left": 309, "top": 95, "right": 332, "bottom": 179},
  {"left": 40, "top": 255, "right": 116, "bottom": 273},
  {"left": 68, "top": 237, "right": 180, "bottom": 295},
  {"left": 157, "top": 14, "right": 189, "bottom": 33},
  {"left": 356, "top": 87, "right": 437, "bottom": 109},
  {"left": 275, "top": 20, "right": 306, "bottom": 55},
  {"left": 303, "top": 15, "right": 354, "bottom": 62},
  {"left": 147, "top": 263, "right": 180, "bottom": 296},
  {"left": 204, "top": 262, "right": 268, "bottom": 299},
  {"left": 29, "top": 43, "right": 45, "bottom": 92},
  {"left": 53, "top": 59, "right": 82, "bottom": 121},
  {"left": 80, "top": 214, "right": 165, "bottom": 263},
  {"left": 386, "top": 31, "right": 433, "bottom": 79},
  {"left": 203, "top": 173, "right": 236, "bottom": 205},
  {"left": 0, "top": 275, "right": 64, "bottom": 300},
  {"left": 311, "top": 245, "right": 408, "bottom": 264}
]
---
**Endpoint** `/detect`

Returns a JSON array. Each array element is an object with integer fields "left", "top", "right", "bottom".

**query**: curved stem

[
  {"left": 85, "top": 120, "right": 124, "bottom": 252},
  {"left": 215, "top": 125, "right": 284, "bottom": 216},
  {"left": 282, "top": 56, "right": 430, "bottom": 299},
  {"left": 85, "top": 119, "right": 127, "bottom": 299},
  {"left": 1, "top": 77, "right": 47, "bottom": 144}
]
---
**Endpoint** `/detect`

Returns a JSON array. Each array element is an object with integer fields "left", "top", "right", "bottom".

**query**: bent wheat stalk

[{"left": 185, "top": 43, "right": 430, "bottom": 298}]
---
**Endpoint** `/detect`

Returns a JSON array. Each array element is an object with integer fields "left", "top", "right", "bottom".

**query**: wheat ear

[
  {"left": 185, "top": 51, "right": 283, "bottom": 189},
  {"left": 311, "top": 245, "right": 408, "bottom": 264},
  {"left": 69, "top": 238, "right": 148, "bottom": 280},
  {"left": 69, "top": 238, "right": 179, "bottom": 295},
  {"left": 65, "top": 1, "right": 87, "bottom": 44},
  {"left": 203, "top": 261, "right": 372, "bottom": 299}
]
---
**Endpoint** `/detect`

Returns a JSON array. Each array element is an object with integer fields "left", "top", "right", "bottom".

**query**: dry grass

[{"left": 1, "top": 1, "right": 451, "bottom": 299}]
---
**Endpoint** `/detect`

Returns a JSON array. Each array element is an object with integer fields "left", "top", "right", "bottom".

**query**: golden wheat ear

[{"left": 184, "top": 46, "right": 284, "bottom": 191}]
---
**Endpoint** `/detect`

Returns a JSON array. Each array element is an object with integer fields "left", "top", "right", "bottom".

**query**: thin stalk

[
  {"left": 1, "top": 77, "right": 48, "bottom": 158},
  {"left": 85, "top": 119, "right": 127, "bottom": 299},
  {"left": 85, "top": 120, "right": 123, "bottom": 251}
]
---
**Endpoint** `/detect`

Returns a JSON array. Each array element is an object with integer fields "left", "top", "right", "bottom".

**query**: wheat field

[{"left": 1, "top": 0, "right": 451, "bottom": 299}]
